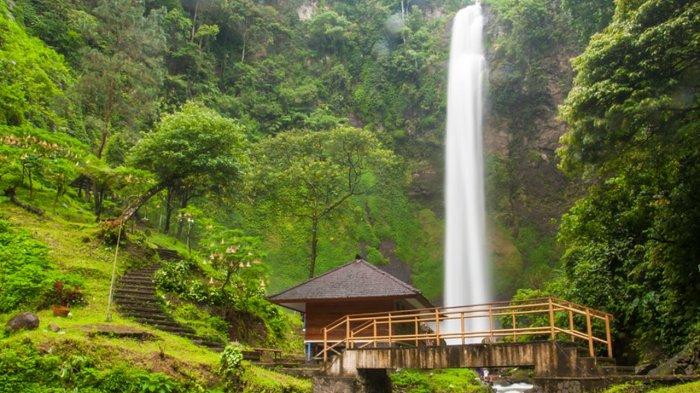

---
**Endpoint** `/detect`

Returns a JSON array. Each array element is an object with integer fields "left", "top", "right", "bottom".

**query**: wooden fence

[{"left": 316, "top": 297, "right": 613, "bottom": 362}]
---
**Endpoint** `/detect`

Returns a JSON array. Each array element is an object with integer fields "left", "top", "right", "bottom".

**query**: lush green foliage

[
  {"left": 219, "top": 342, "right": 245, "bottom": 392},
  {"left": 0, "top": 219, "right": 82, "bottom": 314},
  {"left": 602, "top": 381, "right": 700, "bottom": 393},
  {"left": 251, "top": 126, "right": 398, "bottom": 277},
  {"left": 557, "top": 0, "right": 699, "bottom": 355},
  {"left": 0, "top": 1, "right": 71, "bottom": 129},
  {"left": 391, "top": 368, "right": 487, "bottom": 393},
  {"left": 0, "top": 339, "right": 195, "bottom": 393}
]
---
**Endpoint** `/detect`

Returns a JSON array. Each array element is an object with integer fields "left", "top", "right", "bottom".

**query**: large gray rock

[{"left": 5, "top": 312, "right": 40, "bottom": 333}]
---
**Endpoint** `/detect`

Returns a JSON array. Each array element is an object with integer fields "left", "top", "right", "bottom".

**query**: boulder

[
  {"left": 649, "top": 340, "right": 700, "bottom": 376},
  {"left": 48, "top": 323, "right": 61, "bottom": 332},
  {"left": 5, "top": 312, "right": 40, "bottom": 333}
]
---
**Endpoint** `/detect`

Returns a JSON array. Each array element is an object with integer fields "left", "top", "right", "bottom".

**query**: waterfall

[{"left": 443, "top": 3, "right": 490, "bottom": 342}]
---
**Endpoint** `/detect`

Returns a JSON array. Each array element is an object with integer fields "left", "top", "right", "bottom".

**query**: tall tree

[
  {"left": 251, "top": 127, "right": 397, "bottom": 278},
  {"left": 74, "top": 0, "right": 166, "bottom": 158},
  {"left": 115, "top": 102, "right": 247, "bottom": 226}
]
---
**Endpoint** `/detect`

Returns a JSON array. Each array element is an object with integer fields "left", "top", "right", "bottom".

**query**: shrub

[
  {"left": 0, "top": 219, "right": 83, "bottom": 313},
  {"left": 0, "top": 339, "right": 193, "bottom": 392},
  {"left": 391, "top": 369, "right": 487, "bottom": 393},
  {"left": 220, "top": 342, "right": 245, "bottom": 392}
]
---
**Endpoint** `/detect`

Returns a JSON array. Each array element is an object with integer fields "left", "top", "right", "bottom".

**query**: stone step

[
  {"left": 143, "top": 323, "right": 193, "bottom": 335},
  {"left": 114, "top": 295, "right": 161, "bottom": 305},
  {"left": 117, "top": 284, "right": 157, "bottom": 292},
  {"left": 113, "top": 295, "right": 161, "bottom": 305},
  {"left": 120, "top": 276, "right": 155, "bottom": 282},
  {"left": 119, "top": 274, "right": 155, "bottom": 280},
  {"left": 155, "top": 248, "right": 180, "bottom": 260},
  {"left": 117, "top": 304, "right": 164, "bottom": 314},
  {"left": 126, "top": 311, "right": 172, "bottom": 319},
  {"left": 119, "top": 277, "right": 155, "bottom": 283},
  {"left": 135, "top": 317, "right": 182, "bottom": 328},
  {"left": 115, "top": 288, "right": 156, "bottom": 296}
]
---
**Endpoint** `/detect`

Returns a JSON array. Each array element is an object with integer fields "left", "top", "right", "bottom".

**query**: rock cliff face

[{"left": 409, "top": 3, "right": 586, "bottom": 299}]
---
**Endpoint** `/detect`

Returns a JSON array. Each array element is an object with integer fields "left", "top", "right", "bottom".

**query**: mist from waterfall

[{"left": 443, "top": 2, "right": 490, "bottom": 342}]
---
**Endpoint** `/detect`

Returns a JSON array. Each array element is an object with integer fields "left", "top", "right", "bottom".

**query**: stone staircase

[{"left": 114, "top": 262, "right": 224, "bottom": 351}]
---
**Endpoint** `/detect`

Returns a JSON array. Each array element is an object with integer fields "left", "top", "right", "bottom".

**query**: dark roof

[{"left": 269, "top": 259, "right": 429, "bottom": 304}]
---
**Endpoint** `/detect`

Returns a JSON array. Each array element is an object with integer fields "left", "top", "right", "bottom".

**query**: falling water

[{"left": 443, "top": 2, "right": 490, "bottom": 342}]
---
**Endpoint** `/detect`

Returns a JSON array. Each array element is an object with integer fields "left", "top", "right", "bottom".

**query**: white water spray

[{"left": 443, "top": 2, "right": 490, "bottom": 342}]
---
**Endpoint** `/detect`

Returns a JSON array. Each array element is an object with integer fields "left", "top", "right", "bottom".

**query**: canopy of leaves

[
  {"left": 557, "top": 0, "right": 699, "bottom": 355},
  {"left": 129, "top": 102, "right": 248, "bottom": 191},
  {"left": 251, "top": 127, "right": 398, "bottom": 220}
]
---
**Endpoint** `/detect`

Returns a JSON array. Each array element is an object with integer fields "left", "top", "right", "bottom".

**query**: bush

[
  {"left": 0, "top": 219, "right": 83, "bottom": 313},
  {"left": 0, "top": 339, "right": 193, "bottom": 393},
  {"left": 220, "top": 342, "right": 245, "bottom": 392},
  {"left": 391, "top": 369, "right": 487, "bottom": 393}
]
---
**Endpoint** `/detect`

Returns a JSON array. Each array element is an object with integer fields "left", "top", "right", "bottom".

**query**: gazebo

[{"left": 268, "top": 258, "right": 433, "bottom": 359}]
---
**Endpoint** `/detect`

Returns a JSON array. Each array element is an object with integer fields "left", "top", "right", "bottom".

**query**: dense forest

[{"left": 0, "top": 0, "right": 698, "bottom": 391}]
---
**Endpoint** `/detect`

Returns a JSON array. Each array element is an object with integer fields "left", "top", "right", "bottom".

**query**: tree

[
  {"left": 251, "top": 127, "right": 397, "bottom": 278},
  {"left": 206, "top": 229, "right": 264, "bottom": 291},
  {"left": 74, "top": 0, "right": 166, "bottom": 158},
  {"left": 557, "top": 0, "right": 699, "bottom": 356},
  {"left": 115, "top": 102, "right": 247, "bottom": 226}
]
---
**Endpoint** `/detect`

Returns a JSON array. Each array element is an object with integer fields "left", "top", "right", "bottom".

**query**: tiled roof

[{"left": 268, "top": 259, "right": 424, "bottom": 302}]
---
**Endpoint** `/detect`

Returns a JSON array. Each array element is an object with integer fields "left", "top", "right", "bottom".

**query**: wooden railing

[{"left": 315, "top": 297, "right": 613, "bottom": 362}]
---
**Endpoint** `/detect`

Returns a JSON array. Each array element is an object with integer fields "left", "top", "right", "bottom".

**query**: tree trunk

[
  {"left": 109, "top": 183, "right": 166, "bottom": 227},
  {"left": 93, "top": 184, "right": 105, "bottom": 222},
  {"left": 163, "top": 187, "right": 174, "bottom": 234},
  {"left": 308, "top": 216, "right": 319, "bottom": 278},
  {"left": 176, "top": 190, "right": 189, "bottom": 239}
]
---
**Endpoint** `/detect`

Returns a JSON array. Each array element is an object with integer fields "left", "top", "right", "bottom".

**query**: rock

[
  {"left": 48, "top": 323, "right": 61, "bottom": 332},
  {"left": 648, "top": 339, "right": 700, "bottom": 376},
  {"left": 5, "top": 312, "right": 40, "bottom": 333},
  {"left": 634, "top": 362, "right": 657, "bottom": 375}
]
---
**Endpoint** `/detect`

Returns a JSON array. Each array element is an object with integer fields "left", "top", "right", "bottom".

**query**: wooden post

[
  {"left": 511, "top": 312, "right": 516, "bottom": 341},
  {"left": 605, "top": 314, "right": 613, "bottom": 358},
  {"left": 548, "top": 298, "right": 555, "bottom": 340},
  {"left": 374, "top": 320, "right": 378, "bottom": 348},
  {"left": 488, "top": 304, "right": 494, "bottom": 342},
  {"left": 585, "top": 308, "right": 594, "bottom": 357},
  {"left": 435, "top": 309, "right": 440, "bottom": 346},
  {"left": 568, "top": 310, "right": 575, "bottom": 342},
  {"left": 323, "top": 327, "right": 327, "bottom": 363},
  {"left": 414, "top": 316, "right": 419, "bottom": 347},
  {"left": 388, "top": 313, "right": 393, "bottom": 347},
  {"left": 346, "top": 317, "right": 351, "bottom": 349},
  {"left": 461, "top": 311, "right": 465, "bottom": 346}
]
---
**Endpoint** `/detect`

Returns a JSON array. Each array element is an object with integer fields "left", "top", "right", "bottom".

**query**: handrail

[{"left": 314, "top": 297, "right": 613, "bottom": 363}]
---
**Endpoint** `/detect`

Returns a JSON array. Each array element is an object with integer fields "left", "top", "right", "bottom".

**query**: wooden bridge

[{"left": 315, "top": 297, "right": 614, "bottom": 377}]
